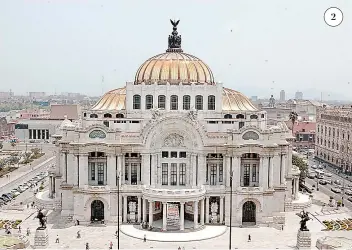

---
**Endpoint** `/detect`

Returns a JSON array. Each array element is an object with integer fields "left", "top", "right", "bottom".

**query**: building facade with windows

[
  {"left": 50, "top": 21, "right": 297, "bottom": 230},
  {"left": 315, "top": 107, "right": 352, "bottom": 175}
]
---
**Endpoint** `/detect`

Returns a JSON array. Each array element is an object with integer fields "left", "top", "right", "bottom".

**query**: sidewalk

[{"left": 0, "top": 155, "right": 55, "bottom": 189}]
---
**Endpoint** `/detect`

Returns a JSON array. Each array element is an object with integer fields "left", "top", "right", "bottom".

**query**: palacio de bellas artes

[{"left": 45, "top": 20, "right": 299, "bottom": 233}]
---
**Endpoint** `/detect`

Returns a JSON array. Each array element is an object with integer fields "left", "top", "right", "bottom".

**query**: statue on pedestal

[
  {"left": 297, "top": 210, "right": 311, "bottom": 231},
  {"left": 36, "top": 209, "right": 47, "bottom": 229}
]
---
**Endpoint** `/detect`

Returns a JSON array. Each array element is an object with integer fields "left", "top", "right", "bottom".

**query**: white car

[
  {"left": 325, "top": 173, "right": 332, "bottom": 177},
  {"left": 331, "top": 187, "right": 342, "bottom": 193},
  {"left": 325, "top": 179, "right": 333, "bottom": 185},
  {"left": 345, "top": 189, "right": 352, "bottom": 196},
  {"left": 311, "top": 165, "right": 317, "bottom": 169},
  {"left": 11, "top": 190, "right": 20, "bottom": 197}
]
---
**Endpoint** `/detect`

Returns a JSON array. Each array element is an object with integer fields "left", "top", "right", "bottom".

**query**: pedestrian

[
  {"left": 27, "top": 204, "right": 29, "bottom": 209},
  {"left": 109, "top": 241, "right": 113, "bottom": 249},
  {"left": 18, "top": 226, "right": 21, "bottom": 233},
  {"left": 248, "top": 234, "right": 251, "bottom": 242},
  {"left": 281, "top": 225, "right": 284, "bottom": 231},
  {"left": 55, "top": 234, "right": 59, "bottom": 243},
  {"left": 74, "top": 220, "right": 77, "bottom": 226},
  {"left": 143, "top": 234, "right": 146, "bottom": 242},
  {"left": 85, "top": 243, "right": 89, "bottom": 250},
  {"left": 26, "top": 228, "right": 30, "bottom": 236},
  {"left": 178, "top": 247, "right": 181, "bottom": 250},
  {"left": 77, "top": 231, "right": 81, "bottom": 239},
  {"left": 115, "top": 230, "right": 118, "bottom": 239}
]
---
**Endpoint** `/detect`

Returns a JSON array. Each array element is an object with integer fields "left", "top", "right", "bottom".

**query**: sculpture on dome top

[{"left": 167, "top": 19, "right": 183, "bottom": 52}]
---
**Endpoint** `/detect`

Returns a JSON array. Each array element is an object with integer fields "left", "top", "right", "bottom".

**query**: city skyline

[{"left": 1, "top": 0, "right": 351, "bottom": 100}]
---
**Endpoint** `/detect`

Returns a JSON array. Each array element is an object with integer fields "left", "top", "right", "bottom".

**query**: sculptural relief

[{"left": 164, "top": 133, "right": 184, "bottom": 147}]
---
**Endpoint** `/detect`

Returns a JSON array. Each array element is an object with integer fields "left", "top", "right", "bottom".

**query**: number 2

[{"left": 331, "top": 13, "right": 336, "bottom": 20}]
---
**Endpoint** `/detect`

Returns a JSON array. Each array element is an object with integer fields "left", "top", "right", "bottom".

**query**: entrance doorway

[
  {"left": 91, "top": 200, "right": 104, "bottom": 221},
  {"left": 242, "top": 201, "right": 256, "bottom": 225}
]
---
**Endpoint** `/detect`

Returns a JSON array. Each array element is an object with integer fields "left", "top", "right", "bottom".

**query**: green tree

[
  {"left": 289, "top": 111, "right": 298, "bottom": 134},
  {"left": 292, "top": 154, "right": 308, "bottom": 183}
]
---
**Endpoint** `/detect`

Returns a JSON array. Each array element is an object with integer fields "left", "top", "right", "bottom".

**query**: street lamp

[
  {"left": 229, "top": 171, "right": 233, "bottom": 250},
  {"left": 117, "top": 172, "right": 120, "bottom": 250},
  {"left": 342, "top": 178, "right": 345, "bottom": 207},
  {"left": 316, "top": 178, "right": 319, "bottom": 191}
]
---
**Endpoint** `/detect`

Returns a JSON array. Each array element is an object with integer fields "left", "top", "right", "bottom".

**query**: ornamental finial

[{"left": 167, "top": 19, "right": 183, "bottom": 52}]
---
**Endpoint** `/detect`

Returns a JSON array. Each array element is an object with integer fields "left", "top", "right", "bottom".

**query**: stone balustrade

[
  {"left": 236, "top": 186, "right": 263, "bottom": 193},
  {"left": 142, "top": 185, "right": 206, "bottom": 201}
]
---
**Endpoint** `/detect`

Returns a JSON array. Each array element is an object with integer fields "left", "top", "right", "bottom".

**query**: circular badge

[{"left": 324, "top": 7, "right": 343, "bottom": 27}]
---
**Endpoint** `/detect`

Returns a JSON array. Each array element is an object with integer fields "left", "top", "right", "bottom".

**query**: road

[{"left": 306, "top": 157, "right": 352, "bottom": 209}]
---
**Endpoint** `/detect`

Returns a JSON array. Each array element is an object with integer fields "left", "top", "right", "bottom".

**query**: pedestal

[
  {"left": 296, "top": 230, "right": 311, "bottom": 249},
  {"left": 129, "top": 212, "right": 136, "bottom": 223},
  {"left": 34, "top": 228, "right": 49, "bottom": 249}
]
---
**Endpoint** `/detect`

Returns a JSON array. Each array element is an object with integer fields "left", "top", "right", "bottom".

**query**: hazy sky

[{"left": 1, "top": 0, "right": 351, "bottom": 100}]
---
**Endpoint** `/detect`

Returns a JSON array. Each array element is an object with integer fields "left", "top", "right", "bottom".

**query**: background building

[
  {"left": 315, "top": 107, "right": 352, "bottom": 175},
  {"left": 280, "top": 90, "right": 285, "bottom": 102},
  {"left": 29, "top": 92, "right": 46, "bottom": 99},
  {"left": 295, "top": 91, "right": 303, "bottom": 100},
  {"left": 286, "top": 121, "right": 315, "bottom": 150}
]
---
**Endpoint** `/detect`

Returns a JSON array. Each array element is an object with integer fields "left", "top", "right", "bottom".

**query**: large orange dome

[{"left": 134, "top": 52, "right": 215, "bottom": 85}]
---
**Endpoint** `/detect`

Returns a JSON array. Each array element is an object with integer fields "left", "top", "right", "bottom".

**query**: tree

[
  {"left": 289, "top": 111, "right": 298, "bottom": 134},
  {"left": 292, "top": 154, "right": 308, "bottom": 184}
]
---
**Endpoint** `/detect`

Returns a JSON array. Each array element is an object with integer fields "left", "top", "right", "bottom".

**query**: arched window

[
  {"left": 145, "top": 95, "right": 153, "bottom": 110},
  {"left": 236, "top": 114, "right": 245, "bottom": 119},
  {"left": 195, "top": 95, "right": 203, "bottom": 110},
  {"left": 133, "top": 95, "right": 141, "bottom": 109},
  {"left": 90, "top": 114, "right": 98, "bottom": 118},
  {"left": 183, "top": 95, "right": 191, "bottom": 110},
  {"left": 116, "top": 113, "right": 124, "bottom": 118},
  {"left": 261, "top": 114, "right": 265, "bottom": 118},
  {"left": 170, "top": 95, "right": 178, "bottom": 110},
  {"left": 83, "top": 112, "right": 87, "bottom": 117},
  {"left": 158, "top": 95, "right": 166, "bottom": 109},
  {"left": 103, "top": 113, "right": 112, "bottom": 118},
  {"left": 224, "top": 114, "right": 232, "bottom": 119},
  {"left": 250, "top": 114, "right": 258, "bottom": 119},
  {"left": 208, "top": 95, "right": 215, "bottom": 110}
]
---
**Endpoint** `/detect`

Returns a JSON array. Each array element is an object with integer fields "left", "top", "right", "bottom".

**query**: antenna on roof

[{"left": 101, "top": 75, "right": 104, "bottom": 95}]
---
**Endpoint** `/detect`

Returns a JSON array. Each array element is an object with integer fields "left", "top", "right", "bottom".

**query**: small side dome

[
  {"left": 91, "top": 88, "right": 126, "bottom": 111},
  {"left": 60, "top": 115, "right": 75, "bottom": 129}
]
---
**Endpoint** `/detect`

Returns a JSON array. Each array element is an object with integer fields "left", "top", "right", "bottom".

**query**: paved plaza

[{"left": 0, "top": 201, "right": 349, "bottom": 249}]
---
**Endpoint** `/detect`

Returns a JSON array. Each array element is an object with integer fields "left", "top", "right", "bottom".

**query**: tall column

[
  {"left": 117, "top": 154, "right": 122, "bottom": 183},
  {"left": 205, "top": 196, "right": 210, "bottom": 223},
  {"left": 79, "top": 154, "right": 88, "bottom": 187},
  {"left": 219, "top": 196, "right": 224, "bottom": 224},
  {"left": 269, "top": 156, "right": 274, "bottom": 188},
  {"left": 49, "top": 176, "right": 53, "bottom": 197},
  {"left": 233, "top": 156, "right": 241, "bottom": 188},
  {"left": 151, "top": 154, "right": 156, "bottom": 187},
  {"left": 225, "top": 156, "right": 231, "bottom": 186},
  {"left": 107, "top": 155, "right": 116, "bottom": 187},
  {"left": 162, "top": 202, "right": 167, "bottom": 231},
  {"left": 123, "top": 195, "right": 128, "bottom": 223},
  {"left": 149, "top": 200, "right": 154, "bottom": 226},
  {"left": 198, "top": 154, "right": 207, "bottom": 185},
  {"left": 138, "top": 196, "right": 142, "bottom": 223},
  {"left": 280, "top": 154, "right": 286, "bottom": 185},
  {"left": 192, "top": 154, "right": 197, "bottom": 187},
  {"left": 121, "top": 154, "right": 125, "bottom": 185},
  {"left": 261, "top": 156, "right": 269, "bottom": 189},
  {"left": 142, "top": 198, "right": 147, "bottom": 222},
  {"left": 193, "top": 200, "right": 199, "bottom": 229},
  {"left": 142, "top": 154, "right": 150, "bottom": 185},
  {"left": 180, "top": 202, "right": 185, "bottom": 231},
  {"left": 294, "top": 178, "right": 299, "bottom": 199},
  {"left": 259, "top": 156, "right": 264, "bottom": 187},
  {"left": 200, "top": 198, "right": 205, "bottom": 225}
]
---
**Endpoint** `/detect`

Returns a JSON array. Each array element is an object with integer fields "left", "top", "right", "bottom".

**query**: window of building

[
  {"left": 183, "top": 95, "right": 191, "bottom": 110},
  {"left": 97, "top": 163, "right": 104, "bottom": 185},
  {"left": 243, "top": 164, "right": 250, "bottom": 186},
  {"left": 158, "top": 95, "right": 166, "bottom": 109},
  {"left": 206, "top": 164, "right": 208, "bottom": 182},
  {"left": 103, "top": 121, "right": 109, "bottom": 127},
  {"left": 133, "top": 95, "right": 141, "bottom": 109},
  {"left": 83, "top": 112, "right": 87, "bottom": 117},
  {"left": 208, "top": 95, "right": 215, "bottom": 110},
  {"left": 89, "top": 162, "right": 95, "bottom": 181},
  {"left": 125, "top": 163, "right": 129, "bottom": 181},
  {"left": 90, "top": 114, "right": 98, "bottom": 118},
  {"left": 131, "top": 163, "right": 138, "bottom": 185},
  {"left": 179, "top": 163, "right": 186, "bottom": 185},
  {"left": 171, "top": 151, "right": 177, "bottom": 158},
  {"left": 29, "top": 130, "right": 32, "bottom": 139},
  {"left": 219, "top": 164, "right": 223, "bottom": 182},
  {"left": 252, "top": 164, "right": 257, "bottom": 182},
  {"left": 236, "top": 114, "right": 245, "bottom": 119},
  {"left": 224, "top": 114, "right": 232, "bottom": 119},
  {"left": 179, "top": 152, "right": 186, "bottom": 158},
  {"left": 162, "top": 163, "right": 168, "bottom": 185},
  {"left": 239, "top": 121, "right": 245, "bottom": 129},
  {"left": 250, "top": 114, "right": 258, "bottom": 119},
  {"left": 170, "top": 95, "right": 178, "bottom": 110},
  {"left": 171, "top": 163, "right": 177, "bottom": 185},
  {"left": 116, "top": 113, "right": 124, "bottom": 118},
  {"left": 104, "top": 113, "right": 112, "bottom": 118},
  {"left": 145, "top": 95, "right": 153, "bottom": 110},
  {"left": 195, "top": 95, "right": 203, "bottom": 110},
  {"left": 162, "top": 151, "right": 169, "bottom": 158},
  {"left": 210, "top": 164, "right": 217, "bottom": 185}
]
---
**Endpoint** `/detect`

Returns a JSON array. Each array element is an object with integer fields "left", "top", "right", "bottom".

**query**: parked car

[
  {"left": 311, "top": 165, "right": 317, "bottom": 169},
  {"left": 331, "top": 187, "right": 342, "bottom": 193},
  {"left": 0, "top": 197, "right": 8, "bottom": 203},
  {"left": 11, "top": 190, "right": 20, "bottom": 197},
  {"left": 348, "top": 197, "right": 352, "bottom": 202},
  {"left": 334, "top": 180, "right": 341, "bottom": 185},
  {"left": 345, "top": 189, "right": 352, "bottom": 196},
  {"left": 325, "top": 179, "right": 333, "bottom": 185},
  {"left": 2, "top": 194, "right": 12, "bottom": 200},
  {"left": 325, "top": 173, "right": 332, "bottom": 177}
]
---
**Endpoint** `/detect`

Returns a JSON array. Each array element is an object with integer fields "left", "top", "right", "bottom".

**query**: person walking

[
  {"left": 18, "top": 226, "right": 21, "bottom": 233},
  {"left": 26, "top": 228, "right": 30, "bottom": 236},
  {"left": 143, "top": 234, "right": 146, "bottom": 242},
  {"left": 115, "top": 230, "right": 118, "bottom": 239},
  {"left": 55, "top": 235, "right": 59, "bottom": 243},
  {"left": 85, "top": 243, "right": 89, "bottom": 250},
  {"left": 109, "top": 241, "right": 113, "bottom": 249},
  {"left": 248, "top": 234, "right": 251, "bottom": 242}
]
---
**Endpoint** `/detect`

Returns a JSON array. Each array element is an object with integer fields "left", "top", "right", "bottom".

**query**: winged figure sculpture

[{"left": 170, "top": 19, "right": 180, "bottom": 28}]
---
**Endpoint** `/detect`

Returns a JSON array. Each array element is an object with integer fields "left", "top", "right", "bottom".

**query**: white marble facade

[{"left": 50, "top": 22, "right": 299, "bottom": 230}]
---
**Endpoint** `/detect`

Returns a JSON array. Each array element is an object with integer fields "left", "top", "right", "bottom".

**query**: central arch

[
  {"left": 91, "top": 200, "right": 104, "bottom": 221},
  {"left": 242, "top": 201, "right": 256, "bottom": 225}
]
